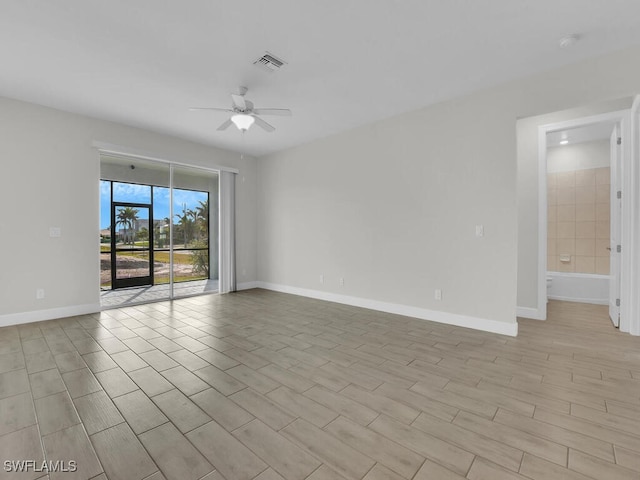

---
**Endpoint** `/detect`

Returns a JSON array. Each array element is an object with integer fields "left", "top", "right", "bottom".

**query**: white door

[{"left": 609, "top": 125, "right": 621, "bottom": 327}]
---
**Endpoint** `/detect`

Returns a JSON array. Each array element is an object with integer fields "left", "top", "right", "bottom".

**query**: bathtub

[{"left": 547, "top": 272, "right": 609, "bottom": 305}]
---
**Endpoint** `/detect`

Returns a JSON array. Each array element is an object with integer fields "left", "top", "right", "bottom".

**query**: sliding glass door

[{"left": 100, "top": 156, "right": 219, "bottom": 307}]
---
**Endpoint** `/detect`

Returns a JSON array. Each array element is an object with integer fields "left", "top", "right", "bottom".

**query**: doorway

[
  {"left": 538, "top": 108, "right": 634, "bottom": 332},
  {"left": 111, "top": 202, "right": 154, "bottom": 289}
]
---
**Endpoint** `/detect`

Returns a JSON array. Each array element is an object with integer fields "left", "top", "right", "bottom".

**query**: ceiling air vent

[{"left": 253, "top": 52, "right": 286, "bottom": 72}]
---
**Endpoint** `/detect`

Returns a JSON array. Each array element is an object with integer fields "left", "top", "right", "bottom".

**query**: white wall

[
  {"left": 547, "top": 140, "right": 610, "bottom": 173},
  {"left": 257, "top": 44, "right": 640, "bottom": 334},
  {"left": 0, "top": 96, "right": 257, "bottom": 323}
]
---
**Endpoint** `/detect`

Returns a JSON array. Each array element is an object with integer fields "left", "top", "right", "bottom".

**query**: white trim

[
  {"left": 628, "top": 96, "right": 640, "bottom": 335},
  {"left": 547, "top": 295, "right": 608, "bottom": 305},
  {"left": 537, "top": 125, "right": 548, "bottom": 320},
  {"left": 516, "top": 306, "right": 546, "bottom": 320},
  {"left": 548, "top": 271, "right": 609, "bottom": 279},
  {"left": 255, "top": 282, "right": 518, "bottom": 337},
  {"left": 237, "top": 281, "right": 259, "bottom": 291},
  {"left": 169, "top": 164, "right": 174, "bottom": 299},
  {"left": 0, "top": 304, "right": 100, "bottom": 328},
  {"left": 92, "top": 141, "right": 239, "bottom": 174},
  {"left": 219, "top": 171, "right": 237, "bottom": 293}
]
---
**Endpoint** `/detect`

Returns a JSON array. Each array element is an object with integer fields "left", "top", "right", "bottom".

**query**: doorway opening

[
  {"left": 544, "top": 121, "right": 620, "bottom": 326},
  {"left": 537, "top": 106, "right": 636, "bottom": 331},
  {"left": 111, "top": 201, "right": 154, "bottom": 289}
]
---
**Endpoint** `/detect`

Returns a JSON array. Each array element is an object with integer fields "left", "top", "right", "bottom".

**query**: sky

[{"left": 100, "top": 181, "right": 208, "bottom": 230}]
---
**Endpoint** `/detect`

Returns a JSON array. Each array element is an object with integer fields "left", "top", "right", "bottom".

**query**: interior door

[
  {"left": 609, "top": 126, "right": 621, "bottom": 327},
  {"left": 111, "top": 202, "right": 154, "bottom": 289}
]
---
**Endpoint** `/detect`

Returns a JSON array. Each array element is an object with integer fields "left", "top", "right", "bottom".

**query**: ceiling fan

[{"left": 189, "top": 86, "right": 291, "bottom": 133}]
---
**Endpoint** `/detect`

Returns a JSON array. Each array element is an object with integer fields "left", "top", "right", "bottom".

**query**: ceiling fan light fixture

[{"left": 231, "top": 114, "right": 255, "bottom": 131}]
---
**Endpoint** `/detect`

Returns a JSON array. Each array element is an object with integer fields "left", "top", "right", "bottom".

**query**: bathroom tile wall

[{"left": 547, "top": 167, "right": 610, "bottom": 274}]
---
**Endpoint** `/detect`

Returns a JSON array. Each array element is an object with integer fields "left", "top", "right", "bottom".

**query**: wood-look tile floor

[{"left": 1, "top": 291, "right": 639, "bottom": 480}]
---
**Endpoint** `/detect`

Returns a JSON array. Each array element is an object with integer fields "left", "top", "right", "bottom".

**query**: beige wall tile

[
  {"left": 556, "top": 222, "right": 575, "bottom": 239},
  {"left": 575, "top": 204, "right": 595, "bottom": 222},
  {"left": 595, "top": 221, "right": 610, "bottom": 239},
  {"left": 556, "top": 171, "right": 575, "bottom": 188},
  {"left": 547, "top": 238, "right": 557, "bottom": 256},
  {"left": 575, "top": 256, "right": 596, "bottom": 274},
  {"left": 575, "top": 169, "right": 596, "bottom": 186},
  {"left": 575, "top": 185, "right": 596, "bottom": 204},
  {"left": 556, "top": 187, "right": 575, "bottom": 206},
  {"left": 575, "top": 222, "right": 595, "bottom": 239},
  {"left": 595, "top": 167, "right": 610, "bottom": 185},
  {"left": 547, "top": 173, "right": 557, "bottom": 188},
  {"left": 556, "top": 205, "right": 575, "bottom": 222},
  {"left": 575, "top": 239, "right": 595, "bottom": 257},
  {"left": 557, "top": 259, "right": 575, "bottom": 273},
  {"left": 547, "top": 187, "right": 557, "bottom": 206},
  {"left": 596, "top": 203, "right": 610, "bottom": 222},
  {"left": 548, "top": 206, "right": 557, "bottom": 223},
  {"left": 547, "top": 256, "right": 558, "bottom": 271},
  {"left": 595, "top": 238, "right": 610, "bottom": 257},
  {"left": 556, "top": 239, "right": 575, "bottom": 255},
  {"left": 595, "top": 256, "right": 610, "bottom": 275},
  {"left": 547, "top": 222, "right": 557, "bottom": 239},
  {"left": 596, "top": 184, "right": 610, "bottom": 203}
]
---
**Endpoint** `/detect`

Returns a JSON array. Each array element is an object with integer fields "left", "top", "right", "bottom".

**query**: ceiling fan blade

[
  {"left": 231, "top": 94, "right": 246, "bottom": 111},
  {"left": 252, "top": 115, "right": 275, "bottom": 132},
  {"left": 216, "top": 118, "right": 233, "bottom": 131},
  {"left": 189, "top": 107, "right": 234, "bottom": 112},
  {"left": 252, "top": 108, "right": 292, "bottom": 116}
]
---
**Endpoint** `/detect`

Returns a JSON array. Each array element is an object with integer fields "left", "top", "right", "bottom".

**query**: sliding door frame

[{"left": 97, "top": 142, "right": 237, "bottom": 305}]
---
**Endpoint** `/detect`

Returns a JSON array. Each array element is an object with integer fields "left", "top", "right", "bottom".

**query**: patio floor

[{"left": 100, "top": 279, "right": 219, "bottom": 309}]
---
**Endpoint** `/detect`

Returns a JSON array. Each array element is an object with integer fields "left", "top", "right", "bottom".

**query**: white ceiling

[
  {"left": 2, "top": 1, "right": 640, "bottom": 157},
  {"left": 547, "top": 122, "right": 618, "bottom": 148}
]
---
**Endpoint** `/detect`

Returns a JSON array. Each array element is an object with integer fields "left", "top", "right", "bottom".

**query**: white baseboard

[
  {"left": 255, "top": 282, "right": 518, "bottom": 337},
  {"left": 516, "top": 306, "right": 546, "bottom": 320},
  {"left": 547, "top": 295, "right": 608, "bottom": 305},
  {"left": 237, "top": 281, "right": 259, "bottom": 291},
  {"left": 0, "top": 303, "right": 101, "bottom": 328}
]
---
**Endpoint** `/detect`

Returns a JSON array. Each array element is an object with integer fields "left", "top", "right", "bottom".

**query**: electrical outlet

[
  {"left": 475, "top": 225, "right": 484, "bottom": 237},
  {"left": 434, "top": 289, "right": 442, "bottom": 300},
  {"left": 319, "top": 274, "right": 324, "bottom": 284},
  {"left": 339, "top": 277, "right": 344, "bottom": 286},
  {"left": 36, "top": 289, "right": 45, "bottom": 300},
  {"left": 49, "top": 227, "right": 61, "bottom": 238}
]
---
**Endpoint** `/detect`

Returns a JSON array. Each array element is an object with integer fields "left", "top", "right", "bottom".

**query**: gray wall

[
  {"left": 257, "top": 45, "right": 640, "bottom": 328},
  {"left": 0, "top": 96, "right": 257, "bottom": 319}
]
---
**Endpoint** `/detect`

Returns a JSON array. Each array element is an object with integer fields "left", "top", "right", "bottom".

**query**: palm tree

[
  {"left": 175, "top": 204, "right": 192, "bottom": 247},
  {"left": 116, "top": 207, "right": 139, "bottom": 246},
  {"left": 195, "top": 200, "right": 209, "bottom": 242}
]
